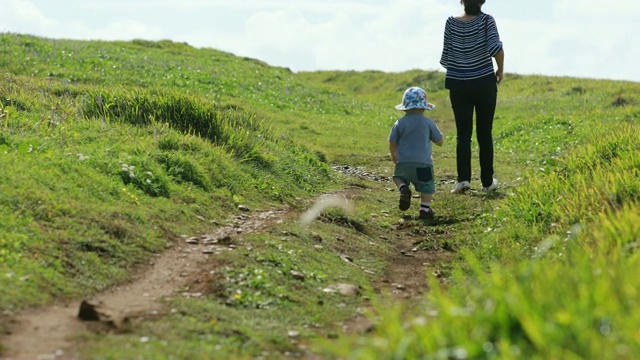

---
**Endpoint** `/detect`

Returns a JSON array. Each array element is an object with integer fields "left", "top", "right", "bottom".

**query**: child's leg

[
  {"left": 419, "top": 193, "right": 435, "bottom": 219},
  {"left": 393, "top": 177, "right": 412, "bottom": 211},
  {"left": 393, "top": 177, "right": 407, "bottom": 188},
  {"left": 420, "top": 192, "right": 433, "bottom": 204}
]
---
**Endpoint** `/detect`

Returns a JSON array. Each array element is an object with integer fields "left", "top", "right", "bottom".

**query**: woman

[{"left": 440, "top": 0, "right": 504, "bottom": 193}]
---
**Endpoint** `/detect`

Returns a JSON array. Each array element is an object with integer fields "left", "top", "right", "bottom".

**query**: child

[{"left": 388, "top": 87, "right": 444, "bottom": 219}]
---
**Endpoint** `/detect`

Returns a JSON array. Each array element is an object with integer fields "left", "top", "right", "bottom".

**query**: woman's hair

[{"left": 460, "top": 0, "right": 485, "bottom": 16}]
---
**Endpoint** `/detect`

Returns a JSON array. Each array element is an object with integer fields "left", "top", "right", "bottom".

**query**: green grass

[
  {"left": 0, "top": 70, "right": 334, "bottom": 311},
  {"left": 313, "top": 77, "right": 640, "bottom": 359},
  {"left": 1, "top": 32, "right": 639, "bottom": 359}
]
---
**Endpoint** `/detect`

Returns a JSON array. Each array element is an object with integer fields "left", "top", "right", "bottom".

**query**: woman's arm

[{"left": 494, "top": 49, "right": 504, "bottom": 83}]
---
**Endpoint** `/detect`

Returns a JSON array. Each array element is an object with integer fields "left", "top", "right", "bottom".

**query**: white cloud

[
  {"left": 1, "top": 0, "right": 639, "bottom": 81},
  {"left": 0, "top": 0, "right": 56, "bottom": 34},
  {"left": 198, "top": 0, "right": 452, "bottom": 72}
]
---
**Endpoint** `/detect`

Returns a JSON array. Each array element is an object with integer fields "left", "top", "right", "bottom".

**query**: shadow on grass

[
  {"left": 469, "top": 190, "right": 507, "bottom": 200},
  {"left": 402, "top": 214, "right": 463, "bottom": 226}
]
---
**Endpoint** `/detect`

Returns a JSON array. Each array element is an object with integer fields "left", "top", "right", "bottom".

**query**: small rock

[
  {"left": 186, "top": 237, "right": 199, "bottom": 245},
  {"left": 324, "top": 283, "right": 361, "bottom": 297},
  {"left": 238, "top": 205, "right": 251, "bottom": 212},
  {"left": 218, "top": 235, "right": 233, "bottom": 244},
  {"left": 78, "top": 299, "right": 128, "bottom": 329},
  {"left": 290, "top": 270, "right": 305, "bottom": 280}
]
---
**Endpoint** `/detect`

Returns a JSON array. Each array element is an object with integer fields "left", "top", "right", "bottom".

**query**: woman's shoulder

[{"left": 482, "top": 13, "right": 496, "bottom": 22}]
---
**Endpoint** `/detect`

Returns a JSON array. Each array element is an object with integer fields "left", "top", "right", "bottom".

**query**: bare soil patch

[
  {"left": 0, "top": 209, "right": 285, "bottom": 360},
  {"left": 1, "top": 173, "right": 456, "bottom": 359}
]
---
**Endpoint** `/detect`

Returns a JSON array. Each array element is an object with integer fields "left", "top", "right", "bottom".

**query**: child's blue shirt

[{"left": 388, "top": 113, "right": 443, "bottom": 165}]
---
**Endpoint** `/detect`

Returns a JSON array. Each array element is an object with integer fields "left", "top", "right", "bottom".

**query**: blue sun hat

[{"left": 395, "top": 86, "right": 435, "bottom": 111}]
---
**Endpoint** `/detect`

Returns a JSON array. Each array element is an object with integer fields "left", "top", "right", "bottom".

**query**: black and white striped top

[{"left": 440, "top": 13, "right": 503, "bottom": 82}]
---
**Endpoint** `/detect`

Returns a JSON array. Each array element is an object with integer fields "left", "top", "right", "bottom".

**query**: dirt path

[
  {"left": 0, "top": 210, "right": 284, "bottom": 360},
  {"left": 1, "top": 179, "right": 454, "bottom": 359}
]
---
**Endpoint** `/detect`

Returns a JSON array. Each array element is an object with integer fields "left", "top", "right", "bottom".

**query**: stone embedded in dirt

[
  {"left": 218, "top": 235, "right": 233, "bottom": 244},
  {"left": 332, "top": 165, "right": 391, "bottom": 182},
  {"left": 181, "top": 292, "right": 203, "bottom": 298},
  {"left": 202, "top": 247, "right": 215, "bottom": 254},
  {"left": 323, "top": 283, "right": 361, "bottom": 297},
  {"left": 78, "top": 299, "right": 128, "bottom": 329},
  {"left": 340, "top": 254, "right": 353, "bottom": 263},
  {"left": 290, "top": 270, "right": 305, "bottom": 280},
  {"left": 185, "top": 237, "right": 199, "bottom": 244},
  {"left": 205, "top": 236, "right": 219, "bottom": 245},
  {"left": 238, "top": 205, "right": 251, "bottom": 212}
]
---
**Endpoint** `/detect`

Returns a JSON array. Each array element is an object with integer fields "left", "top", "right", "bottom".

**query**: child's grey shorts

[{"left": 393, "top": 162, "right": 436, "bottom": 194}]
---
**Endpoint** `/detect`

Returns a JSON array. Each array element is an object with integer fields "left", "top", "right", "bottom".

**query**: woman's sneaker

[
  {"left": 399, "top": 186, "right": 412, "bottom": 211},
  {"left": 450, "top": 181, "right": 471, "bottom": 194},
  {"left": 483, "top": 178, "right": 499, "bottom": 191}
]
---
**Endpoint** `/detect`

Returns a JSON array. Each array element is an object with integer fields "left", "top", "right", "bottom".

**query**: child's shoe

[
  {"left": 399, "top": 186, "right": 412, "bottom": 211},
  {"left": 450, "top": 181, "right": 471, "bottom": 194},
  {"left": 419, "top": 208, "right": 435, "bottom": 220},
  {"left": 482, "top": 178, "right": 499, "bottom": 191}
]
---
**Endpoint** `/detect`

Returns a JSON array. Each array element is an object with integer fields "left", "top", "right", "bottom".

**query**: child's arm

[
  {"left": 389, "top": 142, "right": 398, "bottom": 164},
  {"left": 431, "top": 122, "right": 444, "bottom": 147}
]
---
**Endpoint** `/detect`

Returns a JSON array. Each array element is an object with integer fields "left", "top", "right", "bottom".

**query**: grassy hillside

[
  {"left": 1, "top": 32, "right": 639, "bottom": 359},
  {"left": 0, "top": 34, "right": 338, "bottom": 311}
]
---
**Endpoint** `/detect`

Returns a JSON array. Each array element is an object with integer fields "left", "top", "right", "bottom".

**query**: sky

[{"left": 2, "top": 0, "right": 639, "bottom": 82}]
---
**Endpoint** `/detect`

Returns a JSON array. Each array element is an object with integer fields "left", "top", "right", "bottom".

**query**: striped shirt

[{"left": 440, "top": 13, "right": 503, "bottom": 82}]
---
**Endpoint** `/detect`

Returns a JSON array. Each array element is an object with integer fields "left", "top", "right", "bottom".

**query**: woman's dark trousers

[{"left": 449, "top": 84, "right": 497, "bottom": 188}]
